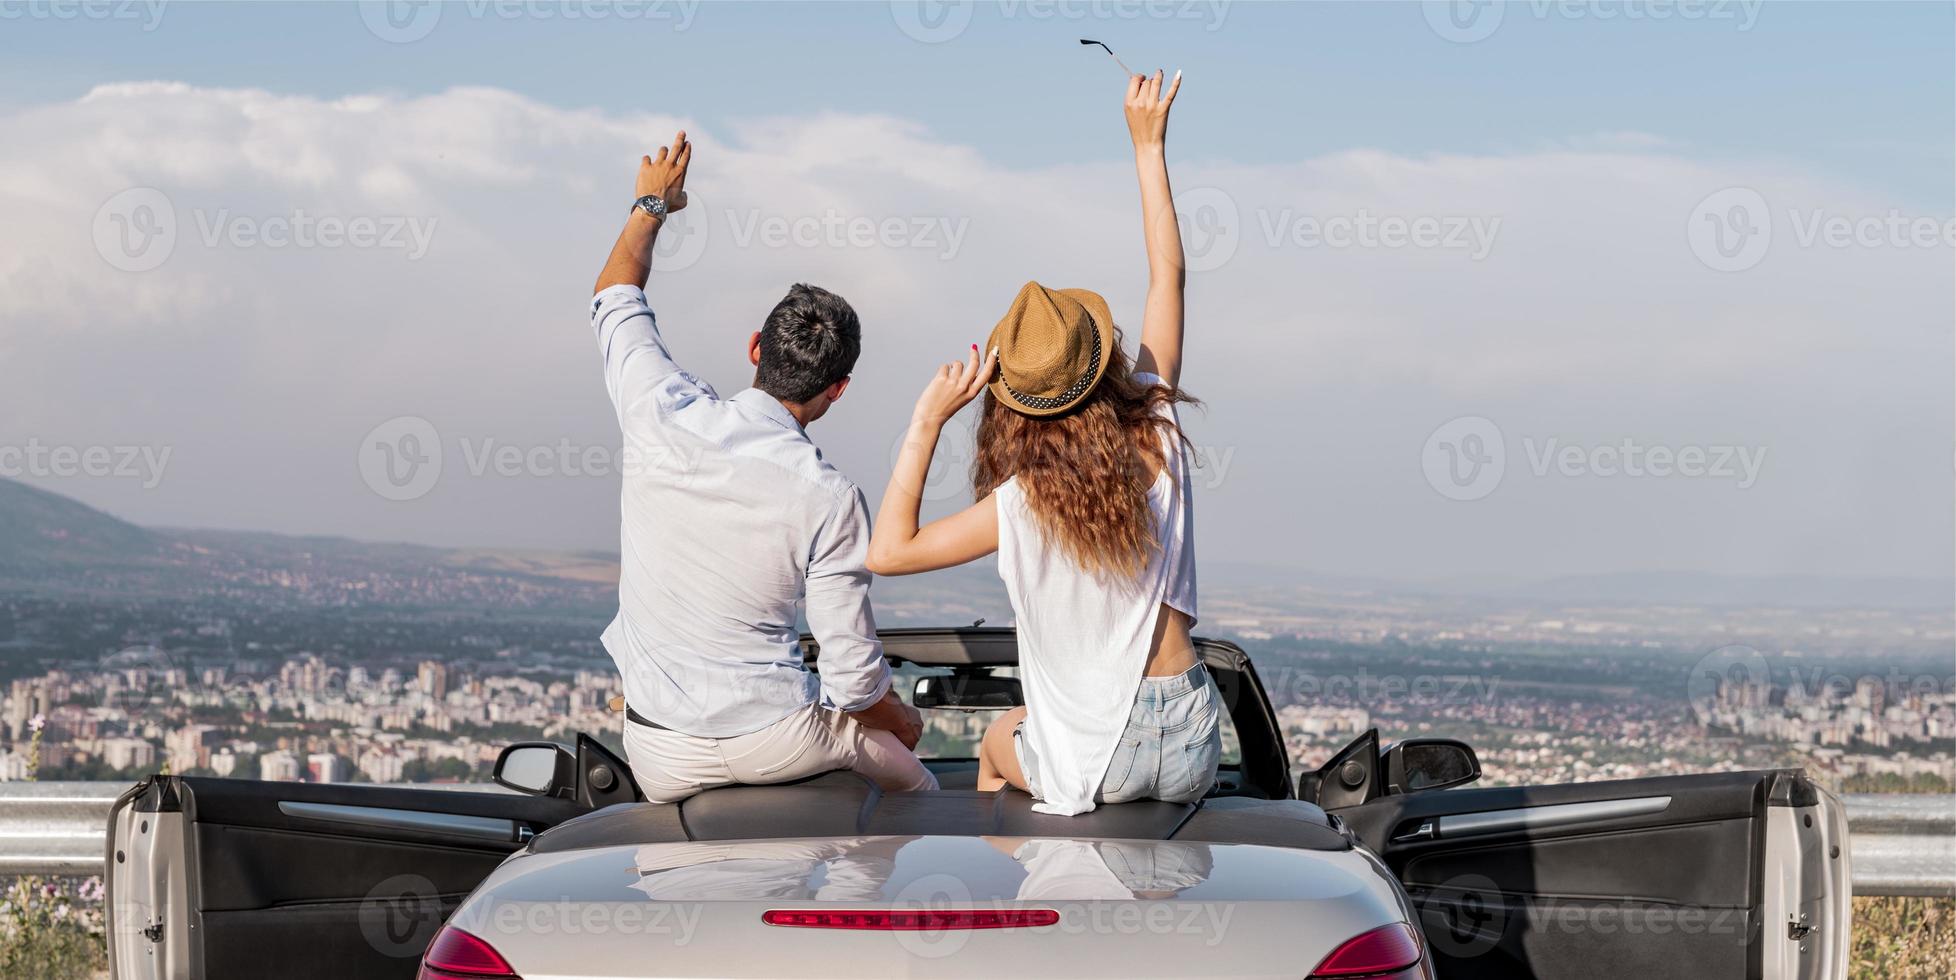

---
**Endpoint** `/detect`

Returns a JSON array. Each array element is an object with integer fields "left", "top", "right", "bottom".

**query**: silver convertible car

[{"left": 104, "top": 627, "right": 1851, "bottom": 980}]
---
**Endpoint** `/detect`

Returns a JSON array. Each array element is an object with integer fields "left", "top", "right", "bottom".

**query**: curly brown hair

[{"left": 973, "top": 333, "right": 1196, "bottom": 580}]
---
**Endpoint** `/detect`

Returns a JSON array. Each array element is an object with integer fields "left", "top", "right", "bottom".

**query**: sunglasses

[{"left": 1079, "top": 38, "right": 1137, "bottom": 77}]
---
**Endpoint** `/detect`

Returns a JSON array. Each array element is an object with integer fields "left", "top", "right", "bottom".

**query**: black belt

[{"left": 624, "top": 705, "right": 669, "bottom": 731}]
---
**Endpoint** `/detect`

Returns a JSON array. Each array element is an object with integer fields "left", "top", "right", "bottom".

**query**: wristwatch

[{"left": 632, "top": 194, "right": 669, "bottom": 219}]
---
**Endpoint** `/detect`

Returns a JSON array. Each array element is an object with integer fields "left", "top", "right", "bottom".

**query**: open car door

[
  {"left": 1324, "top": 752, "right": 1851, "bottom": 980},
  {"left": 105, "top": 736, "right": 634, "bottom": 979}
]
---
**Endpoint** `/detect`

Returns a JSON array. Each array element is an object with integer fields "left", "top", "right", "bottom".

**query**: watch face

[{"left": 637, "top": 195, "right": 666, "bottom": 216}]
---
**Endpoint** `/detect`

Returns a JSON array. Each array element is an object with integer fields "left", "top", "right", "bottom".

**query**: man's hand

[
  {"left": 849, "top": 688, "right": 925, "bottom": 751},
  {"left": 595, "top": 131, "right": 694, "bottom": 294},
  {"left": 636, "top": 131, "right": 692, "bottom": 213}
]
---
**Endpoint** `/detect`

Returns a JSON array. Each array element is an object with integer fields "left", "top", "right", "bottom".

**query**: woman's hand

[
  {"left": 1124, "top": 69, "right": 1182, "bottom": 150},
  {"left": 911, "top": 344, "right": 999, "bottom": 426}
]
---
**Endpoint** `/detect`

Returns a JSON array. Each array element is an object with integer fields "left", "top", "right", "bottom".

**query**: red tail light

[
  {"left": 1309, "top": 922, "right": 1425, "bottom": 978},
  {"left": 418, "top": 925, "right": 522, "bottom": 980},
  {"left": 762, "top": 908, "right": 1061, "bottom": 930}
]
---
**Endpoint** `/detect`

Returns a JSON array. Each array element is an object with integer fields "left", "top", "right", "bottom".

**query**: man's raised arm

[{"left": 594, "top": 131, "right": 692, "bottom": 295}]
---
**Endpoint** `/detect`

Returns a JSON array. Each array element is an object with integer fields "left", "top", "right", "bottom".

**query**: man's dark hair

[{"left": 755, "top": 283, "right": 862, "bottom": 404}]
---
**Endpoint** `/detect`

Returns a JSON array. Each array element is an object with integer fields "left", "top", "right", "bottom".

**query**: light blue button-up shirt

[{"left": 592, "top": 285, "right": 889, "bottom": 738}]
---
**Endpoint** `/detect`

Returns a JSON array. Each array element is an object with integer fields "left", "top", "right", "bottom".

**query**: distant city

[{"left": 0, "top": 477, "right": 1949, "bottom": 793}]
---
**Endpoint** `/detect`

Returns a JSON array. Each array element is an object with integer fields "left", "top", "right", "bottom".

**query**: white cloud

[{"left": 0, "top": 83, "right": 1946, "bottom": 579}]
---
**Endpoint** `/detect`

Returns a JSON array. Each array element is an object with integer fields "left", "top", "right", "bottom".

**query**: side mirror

[
  {"left": 914, "top": 671, "right": 1023, "bottom": 710},
  {"left": 493, "top": 742, "right": 575, "bottom": 798},
  {"left": 1383, "top": 738, "right": 1482, "bottom": 795},
  {"left": 1298, "top": 729, "right": 1381, "bottom": 810}
]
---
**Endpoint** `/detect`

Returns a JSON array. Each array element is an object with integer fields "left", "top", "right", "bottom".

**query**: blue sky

[
  {"left": 2, "top": 1, "right": 1950, "bottom": 203},
  {"left": 1, "top": 2, "right": 1951, "bottom": 580}
]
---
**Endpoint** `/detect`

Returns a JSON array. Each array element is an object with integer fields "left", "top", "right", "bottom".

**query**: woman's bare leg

[{"left": 977, "top": 706, "right": 1030, "bottom": 793}]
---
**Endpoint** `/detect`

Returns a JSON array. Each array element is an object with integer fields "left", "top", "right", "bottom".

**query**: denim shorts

[{"left": 1016, "top": 662, "right": 1223, "bottom": 805}]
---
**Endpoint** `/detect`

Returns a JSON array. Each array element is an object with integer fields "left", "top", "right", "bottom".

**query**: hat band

[{"left": 1001, "top": 328, "right": 1102, "bottom": 412}]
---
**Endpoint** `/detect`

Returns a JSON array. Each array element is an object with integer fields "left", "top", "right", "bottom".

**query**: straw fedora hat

[{"left": 985, "top": 281, "right": 1116, "bottom": 417}]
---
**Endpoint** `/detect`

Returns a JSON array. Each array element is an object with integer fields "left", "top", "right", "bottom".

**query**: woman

[{"left": 867, "top": 70, "right": 1218, "bottom": 816}]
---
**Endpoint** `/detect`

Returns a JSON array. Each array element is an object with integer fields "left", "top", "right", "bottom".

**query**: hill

[
  {"left": 0, "top": 479, "right": 611, "bottom": 611},
  {"left": 0, "top": 477, "right": 163, "bottom": 572}
]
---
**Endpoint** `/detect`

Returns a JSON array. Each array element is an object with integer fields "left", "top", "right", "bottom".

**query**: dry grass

[{"left": 1853, "top": 896, "right": 1955, "bottom": 979}]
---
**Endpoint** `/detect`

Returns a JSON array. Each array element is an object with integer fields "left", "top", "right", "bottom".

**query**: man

[{"left": 590, "top": 131, "right": 935, "bottom": 802}]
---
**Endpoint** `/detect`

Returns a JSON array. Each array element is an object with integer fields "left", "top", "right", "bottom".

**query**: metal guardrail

[
  {"left": 1838, "top": 793, "right": 1956, "bottom": 898},
  {"left": 0, "top": 782, "right": 1949, "bottom": 896}
]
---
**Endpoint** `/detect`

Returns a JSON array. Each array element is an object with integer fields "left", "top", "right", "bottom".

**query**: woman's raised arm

[
  {"left": 867, "top": 345, "right": 1002, "bottom": 577},
  {"left": 1126, "top": 70, "right": 1185, "bottom": 386}
]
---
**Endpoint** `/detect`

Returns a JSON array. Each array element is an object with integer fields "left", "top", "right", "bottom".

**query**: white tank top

[{"left": 994, "top": 372, "right": 1198, "bottom": 815}]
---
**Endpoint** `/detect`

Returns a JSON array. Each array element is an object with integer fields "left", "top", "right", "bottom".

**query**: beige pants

[{"left": 622, "top": 701, "right": 939, "bottom": 804}]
